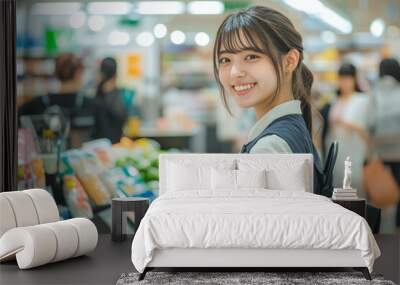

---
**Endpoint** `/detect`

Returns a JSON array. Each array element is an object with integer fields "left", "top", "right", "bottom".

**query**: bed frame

[
  {"left": 140, "top": 248, "right": 371, "bottom": 280},
  {"left": 138, "top": 154, "right": 372, "bottom": 281}
]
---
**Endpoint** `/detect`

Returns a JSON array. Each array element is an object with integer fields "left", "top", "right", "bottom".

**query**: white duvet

[{"left": 131, "top": 190, "right": 380, "bottom": 273}]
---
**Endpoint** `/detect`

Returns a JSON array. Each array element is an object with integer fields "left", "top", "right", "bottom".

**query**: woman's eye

[
  {"left": 218, "top": 57, "right": 230, "bottom": 64},
  {"left": 245, "top": 54, "right": 259, "bottom": 61}
]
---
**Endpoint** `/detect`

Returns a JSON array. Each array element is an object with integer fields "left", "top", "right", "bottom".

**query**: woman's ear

[{"left": 284, "top": 49, "right": 300, "bottom": 73}]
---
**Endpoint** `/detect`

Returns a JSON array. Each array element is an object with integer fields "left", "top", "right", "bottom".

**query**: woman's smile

[{"left": 232, "top": 82, "right": 257, "bottom": 96}]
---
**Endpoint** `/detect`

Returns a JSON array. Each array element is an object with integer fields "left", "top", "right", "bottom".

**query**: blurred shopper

[
  {"left": 93, "top": 57, "right": 127, "bottom": 143},
  {"left": 18, "top": 53, "right": 98, "bottom": 147},
  {"left": 213, "top": 6, "right": 326, "bottom": 196},
  {"left": 323, "top": 63, "right": 370, "bottom": 197},
  {"left": 19, "top": 53, "right": 90, "bottom": 117},
  {"left": 369, "top": 58, "right": 400, "bottom": 233}
]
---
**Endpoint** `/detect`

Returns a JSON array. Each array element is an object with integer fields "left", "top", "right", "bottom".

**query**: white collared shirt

[{"left": 247, "top": 100, "right": 303, "bottom": 154}]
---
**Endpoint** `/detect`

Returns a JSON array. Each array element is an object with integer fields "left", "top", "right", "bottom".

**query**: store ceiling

[
  {"left": 322, "top": 0, "right": 399, "bottom": 32},
  {"left": 18, "top": 0, "right": 400, "bottom": 35},
  {"left": 156, "top": 0, "right": 400, "bottom": 41}
]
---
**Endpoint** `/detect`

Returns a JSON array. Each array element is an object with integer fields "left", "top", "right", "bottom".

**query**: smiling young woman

[{"left": 213, "top": 6, "right": 328, "bottom": 197}]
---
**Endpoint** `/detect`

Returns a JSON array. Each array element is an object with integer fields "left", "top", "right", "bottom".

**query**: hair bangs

[
  {"left": 215, "top": 14, "right": 267, "bottom": 58},
  {"left": 219, "top": 28, "right": 264, "bottom": 56}
]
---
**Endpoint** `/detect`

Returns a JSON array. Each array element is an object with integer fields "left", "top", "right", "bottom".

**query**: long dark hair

[
  {"left": 379, "top": 58, "right": 400, "bottom": 82},
  {"left": 96, "top": 57, "right": 117, "bottom": 98},
  {"left": 213, "top": 6, "right": 315, "bottom": 133},
  {"left": 336, "top": 63, "right": 362, "bottom": 96}
]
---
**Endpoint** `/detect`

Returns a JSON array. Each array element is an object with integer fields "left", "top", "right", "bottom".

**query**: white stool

[{"left": 0, "top": 189, "right": 98, "bottom": 269}]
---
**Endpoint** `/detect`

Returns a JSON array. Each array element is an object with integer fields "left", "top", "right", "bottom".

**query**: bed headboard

[{"left": 158, "top": 153, "right": 314, "bottom": 195}]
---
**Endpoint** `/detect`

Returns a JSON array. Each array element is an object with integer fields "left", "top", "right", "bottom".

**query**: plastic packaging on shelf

[
  {"left": 60, "top": 137, "right": 172, "bottom": 207},
  {"left": 63, "top": 174, "right": 93, "bottom": 219},
  {"left": 31, "top": 158, "right": 46, "bottom": 187},
  {"left": 101, "top": 167, "right": 127, "bottom": 197},
  {"left": 82, "top": 138, "right": 114, "bottom": 168},
  {"left": 100, "top": 165, "right": 152, "bottom": 199},
  {"left": 17, "top": 128, "right": 46, "bottom": 190},
  {"left": 62, "top": 150, "right": 111, "bottom": 206}
]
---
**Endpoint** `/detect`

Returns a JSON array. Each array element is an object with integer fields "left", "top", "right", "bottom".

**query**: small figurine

[{"left": 342, "top": 156, "right": 352, "bottom": 190}]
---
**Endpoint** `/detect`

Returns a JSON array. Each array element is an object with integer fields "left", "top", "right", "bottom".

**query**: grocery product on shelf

[
  {"left": 100, "top": 166, "right": 147, "bottom": 198},
  {"left": 62, "top": 150, "right": 111, "bottom": 206},
  {"left": 63, "top": 174, "right": 93, "bottom": 219},
  {"left": 62, "top": 137, "right": 175, "bottom": 206},
  {"left": 17, "top": 128, "right": 46, "bottom": 190},
  {"left": 82, "top": 138, "right": 114, "bottom": 168},
  {"left": 54, "top": 136, "right": 181, "bottom": 227},
  {"left": 113, "top": 138, "right": 162, "bottom": 197}
]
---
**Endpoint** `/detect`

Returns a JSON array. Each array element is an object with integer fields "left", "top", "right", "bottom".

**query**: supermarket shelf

[
  {"left": 131, "top": 126, "right": 206, "bottom": 153},
  {"left": 138, "top": 127, "right": 201, "bottom": 137}
]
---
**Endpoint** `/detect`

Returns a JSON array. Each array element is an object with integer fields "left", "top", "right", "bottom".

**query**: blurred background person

[
  {"left": 18, "top": 53, "right": 97, "bottom": 147},
  {"left": 322, "top": 63, "right": 370, "bottom": 198},
  {"left": 92, "top": 57, "right": 128, "bottom": 143},
  {"left": 369, "top": 58, "right": 400, "bottom": 233},
  {"left": 19, "top": 53, "right": 86, "bottom": 117}
]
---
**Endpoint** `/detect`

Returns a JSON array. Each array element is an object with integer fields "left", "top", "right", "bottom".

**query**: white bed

[{"left": 131, "top": 154, "right": 381, "bottom": 280}]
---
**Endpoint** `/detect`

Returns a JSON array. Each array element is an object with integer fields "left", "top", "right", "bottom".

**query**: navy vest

[{"left": 241, "top": 114, "right": 327, "bottom": 196}]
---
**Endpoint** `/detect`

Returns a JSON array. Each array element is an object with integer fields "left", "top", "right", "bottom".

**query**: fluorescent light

[
  {"left": 170, "top": 30, "right": 185, "bottom": 45},
  {"left": 88, "top": 15, "right": 105, "bottom": 32},
  {"left": 70, "top": 11, "right": 86, "bottom": 29},
  {"left": 32, "top": 2, "right": 81, "bottom": 15},
  {"left": 88, "top": 2, "right": 132, "bottom": 15},
  {"left": 195, "top": 32, "right": 210, "bottom": 46},
  {"left": 136, "top": 32, "right": 155, "bottom": 47},
  {"left": 153, "top": 24, "right": 167, "bottom": 39},
  {"left": 283, "top": 0, "right": 352, "bottom": 34},
  {"left": 137, "top": 1, "right": 185, "bottom": 15},
  {"left": 283, "top": 0, "right": 324, "bottom": 15},
  {"left": 188, "top": 1, "right": 224, "bottom": 15},
  {"left": 108, "top": 30, "right": 130, "bottom": 46},
  {"left": 370, "top": 18, "right": 385, "bottom": 37},
  {"left": 318, "top": 7, "right": 352, "bottom": 34},
  {"left": 321, "top": 31, "right": 336, "bottom": 44}
]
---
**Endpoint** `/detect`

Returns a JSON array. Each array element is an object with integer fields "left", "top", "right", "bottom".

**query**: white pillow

[
  {"left": 167, "top": 162, "right": 211, "bottom": 191},
  {"left": 211, "top": 168, "right": 236, "bottom": 190},
  {"left": 237, "top": 159, "right": 308, "bottom": 191},
  {"left": 266, "top": 168, "right": 306, "bottom": 191},
  {"left": 236, "top": 169, "right": 267, "bottom": 189},
  {"left": 166, "top": 159, "right": 235, "bottom": 192},
  {"left": 211, "top": 168, "right": 267, "bottom": 190}
]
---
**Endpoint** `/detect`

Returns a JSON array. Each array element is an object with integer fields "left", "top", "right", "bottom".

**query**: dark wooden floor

[
  {"left": 0, "top": 234, "right": 398, "bottom": 285},
  {"left": 374, "top": 234, "right": 400, "bottom": 284},
  {"left": 0, "top": 235, "right": 134, "bottom": 285}
]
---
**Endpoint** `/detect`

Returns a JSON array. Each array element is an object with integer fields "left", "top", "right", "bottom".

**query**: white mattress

[{"left": 131, "top": 190, "right": 381, "bottom": 273}]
